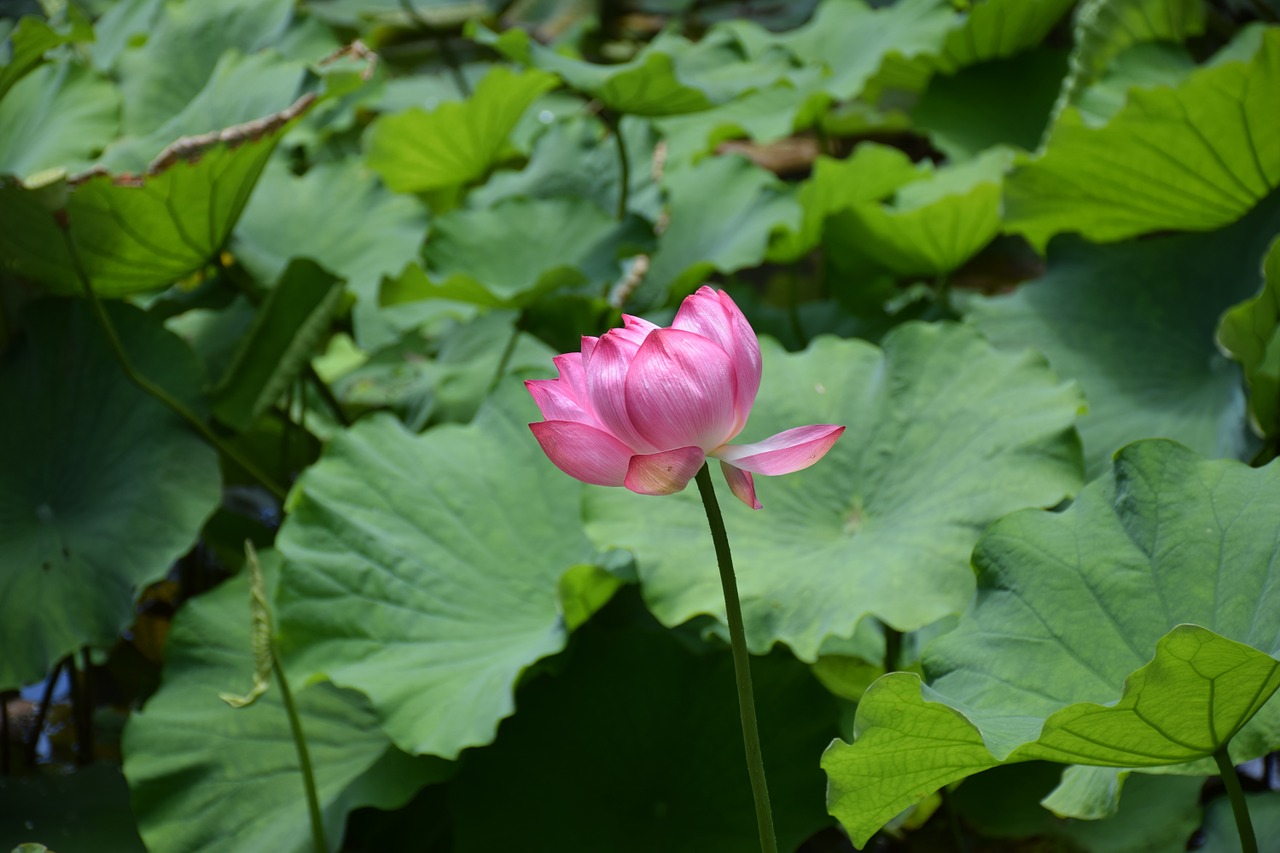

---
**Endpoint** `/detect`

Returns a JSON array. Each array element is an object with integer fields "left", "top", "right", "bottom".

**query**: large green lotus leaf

[
  {"left": 1071, "top": 41, "right": 1196, "bottom": 127},
  {"left": 0, "top": 13, "right": 92, "bottom": 101},
  {"left": 469, "top": 116, "right": 662, "bottom": 221},
  {"left": 123, "top": 551, "right": 437, "bottom": 853},
  {"left": 823, "top": 440, "right": 1280, "bottom": 846},
  {"left": 448, "top": 603, "right": 839, "bottom": 852},
  {"left": 585, "top": 324, "right": 1084, "bottom": 662},
  {"left": 232, "top": 156, "right": 429, "bottom": 302},
  {"left": 826, "top": 146, "right": 1015, "bottom": 277},
  {"left": 968, "top": 189, "right": 1280, "bottom": 478},
  {"left": 634, "top": 155, "right": 802, "bottom": 310},
  {"left": 330, "top": 309, "right": 555, "bottom": 430},
  {"left": 0, "top": 299, "right": 220, "bottom": 690},
  {"left": 397, "top": 196, "right": 643, "bottom": 308},
  {"left": 0, "top": 126, "right": 289, "bottom": 296},
  {"left": 912, "top": 48, "right": 1069, "bottom": 161},
  {"left": 0, "top": 61, "right": 119, "bottom": 180},
  {"left": 1055, "top": 0, "right": 1206, "bottom": 115},
  {"left": 780, "top": 0, "right": 955, "bottom": 99},
  {"left": 931, "top": 0, "right": 1075, "bottom": 73},
  {"left": 274, "top": 381, "right": 605, "bottom": 758},
  {"left": 101, "top": 49, "right": 307, "bottom": 173},
  {"left": 653, "top": 69, "right": 831, "bottom": 169},
  {"left": 949, "top": 763, "right": 1203, "bottom": 849},
  {"left": 471, "top": 25, "right": 779, "bottom": 117},
  {"left": 88, "top": 0, "right": 164, "bottom": 73},
  {"left": 0, "top": 764, "right": 145, "bottom": 852},
  {"left": 365, "top": 65, "right": 558, "bottom": 194},
  {"left": 1218, "top": 237, "right": 1280, "bottom": 439},
  {"left": 115, "top": 0, "right": 293, "bottom": 136},
  {"left": 1006, "top": 26, "right": 1280, "bottom": 250},
  {"left": 768, "top": 144, "right": 923, "bottom": 264}
]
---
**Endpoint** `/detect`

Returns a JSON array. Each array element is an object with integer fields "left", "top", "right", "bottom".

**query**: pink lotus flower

[{"left": 525, "top": 286, "right": 844, "bottom": 509}]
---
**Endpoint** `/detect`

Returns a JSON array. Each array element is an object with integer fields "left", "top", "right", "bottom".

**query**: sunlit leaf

[
  {"left": 823, "top": 440, "right": 1280, "bottom": 846},
  {"left": 585, "top": 324, "right": 1084, "bottom": 662},
  {"left": 1217, "top": 236, "right": 1280, "bottom": 438},
  {"left": 0, "top": 56, "right": 360, "bottom": 297},
  {"left": 932, "top": 0, "right": 1075, "bottom": 73},
  {"left": 0, "top": 300, "right": 220, "bottom": 689},
  {"left": 969, "top": 189, "right": 1280, "bottom": 476},
  {"left": 768, "top": 143, "right": 922, "bottom": 264},
  {"left": 275, "top": 381, "right": 605, "bottom": 758},
  {"left": 1006, "top": 26, "right": 1280, "bottom": 250},
  {"left": 123, "top": 551, "right": 438, "bottom": 853},
  {"left": 365, "top": 65, "right": 558, "bottom": 193},
  {"left": 1055, "top": 0, "right": 1207, "bottom": 116},
  {"left": 825, "top": 145, "right": 1015, "bottom": 277},
  {"left": 448, "top": 605, "right": 838, "bottom": 852}
]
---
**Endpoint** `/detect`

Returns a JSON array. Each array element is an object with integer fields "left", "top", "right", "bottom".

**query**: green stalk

[
  {"left": 693, "top": 465, "right": 778, "bottom": 853},
  {"left": 604, "top": 112, "right": 630, "bottom": 221},
  {"left": 274, "top": 657, "right": 327, "bottom": 853},
  {"left": 1213, "top": 746, "right": 1258, "bottom": 853},
  {"left": 66, "top": 237, "right": 288, "bottom": 501}
]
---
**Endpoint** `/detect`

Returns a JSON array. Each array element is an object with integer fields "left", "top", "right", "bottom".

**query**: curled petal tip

[
  {"left": 720, "top": 461, "right": 762, "bottom": 510},
  {"left": 713, "top": 424, "right": 845, "bottom": 476}
]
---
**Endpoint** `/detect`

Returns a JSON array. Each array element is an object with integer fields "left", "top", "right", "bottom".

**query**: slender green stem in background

[
  {"left": 487, "top": 320, "right": 522, "bottom": 393},
  {"left": 275, "top": 657, "right": 327, "bottom": 853},
  {"left": 603, "top": 112, "right": 631, "bottom": 221},
  {"left": 1, "top": 690, "right": 11, "bottom": 774},
  {"left": 25, "top": 657, "right": 65, "bottom": 768},
  {"left": 939, "top": 787, "right": 968, "bottom": 853},
  {"left": 66, "top": 650, "right": 92, "bottom": 766},
  {"left": 1214, "top": 746, "right": 1258, "bottom": 853},
  {"left": 693, "top": 465, "right": 778, "bottom": 853},
  {"left": 66, "top": 239, "right": 288, "bottom": 501}
]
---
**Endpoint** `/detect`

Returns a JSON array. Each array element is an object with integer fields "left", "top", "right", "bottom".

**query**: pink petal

[
  {"left": 624, "top": 328, "right": 739, "bottom": 452},
  {"left": 612, "top": 314, "right": 660, "bottom": 347},
  {"left": 720, "top": 461, "right": 762, "bottom": 510},
  {"left": 672, "top": 287, "right": 762, "bottom": 436},
  {"left": 552, "top": 353, "right": 589, "bottom": 400},
  {"left": 525, "top": 378, "right": 594, "bottom": 424},
  {"left": 529, "top": 420, "right": 634, "bottom": 486},
  {"left": 585, "top": 332, "right": 655, "bottom": 453},
  {"left": 580, "top": 335, "right": 599, "bottom": 368},
  {"left": 712, "top": 425, "right": 845, "bottom": 475},
  {"left": 624, "top": 446, "right": 706, "bottom": 496}
]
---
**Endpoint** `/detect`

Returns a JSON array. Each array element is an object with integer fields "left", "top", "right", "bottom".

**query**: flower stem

[
  {"left": 603, "top": 111, "right": 630, "bottom": 221},
  {"left": 693, "top": 465, "right": 778, "bottom": 853},
  {"left": 1214, "top": 746, "right": 1258, "bottom": 853},
  {"left": 275, "top": 656, "right": 327, "bottom": 853}
]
